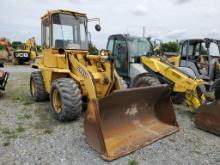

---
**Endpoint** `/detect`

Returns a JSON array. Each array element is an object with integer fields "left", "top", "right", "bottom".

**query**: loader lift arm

[
  {"left": 141, "top": 55, "right": 220, "bottom": 135},
  {"left": 141, "top": 56, "right": 208, "bottom": 110}
]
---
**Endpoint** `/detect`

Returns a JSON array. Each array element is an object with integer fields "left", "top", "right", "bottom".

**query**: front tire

[
  {"left": 132, "top": 75, "right": 161, "bottom": 87},
  {"left": 50, "top": 78, "right": 82, "bottom": 122},
  {"left": 30, "top": 71, "right": 49, "bottom": 101}
]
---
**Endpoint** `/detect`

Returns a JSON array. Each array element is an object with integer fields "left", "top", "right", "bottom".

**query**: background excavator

[
  {"left": 107, "top": 34, "right": 220, "bottom": 136},
  {"left": 0, "top": 38, "right": 13, "bottom": 67},
  {"left": 30, "top": 10, "right": 178, "bottom": 161},
  {"left": 13, "top": 37, "right": 38, "bottom": 64}
]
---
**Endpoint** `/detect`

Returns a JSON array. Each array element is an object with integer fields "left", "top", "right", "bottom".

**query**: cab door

[{"left": 107, "top": 36, "right": 128, "bottom": 77}]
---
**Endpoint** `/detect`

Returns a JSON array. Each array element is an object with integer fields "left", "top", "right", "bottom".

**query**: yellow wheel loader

[
  {"left": 108, "top": 34, "right": 220, "bottom": 136},
  {"left": 30, "top": 10, "right": 178, "bottom": 161}
]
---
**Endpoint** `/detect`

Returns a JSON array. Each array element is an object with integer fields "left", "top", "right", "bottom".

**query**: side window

[
  {"left": 42, "top": 18, "right": 50, "bottom": 48},
  {"left": 107, "top": 39, "right": 114, "bottom": 53},
  {"left": 209, "top": 43, "right": 220, "bottom": 56},
  {"left": 201, "top": 43, "right": 207, "bottom": 55},
  {"left": 181, "top": 42, "right": 193, "bottom": 57},
  {"left": 114, "top": 39, "right": 127, "bottom": 57},
  {"left": 113, "top": 39, "right": 127, "bottom": 71},
  {"left": 181, "top": 43, "right": 187, "bottom": 57},
  {"left": 195, "top": 43, "right": 200, "bottom": 56}
]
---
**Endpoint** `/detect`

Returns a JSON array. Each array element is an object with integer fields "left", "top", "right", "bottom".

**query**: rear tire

[
  {"left": 171, "top": 93, "right": 185, "bottom": 104},
  {"left": 132, "top": 75, "right": 161, "bottom": 87},
  {"left": 119, "top": 77, "right": 128, "bottom": 89},
  {"left": 0, "top": 62, "right": 4, "bottom": 68},
  {"left": 50, "top": 78, "right": 82, "bottom": 122},
  {"left": 214, "top": 79, "right": 220, "bottom": 100},
  {"left": 30, "top": 71, "right": 49, "bottom": 101}
]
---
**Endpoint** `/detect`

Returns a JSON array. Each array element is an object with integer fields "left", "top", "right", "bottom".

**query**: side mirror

[{"left": 95, "top": 24, "right": 101, "bottom": 32}]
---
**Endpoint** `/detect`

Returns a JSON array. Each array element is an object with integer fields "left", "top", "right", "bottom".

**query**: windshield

[
  {"left": 52, "top": 13, "right": 88, "bottom": 50},
  {"left": 127, "top": 37, "right": 152, "bottom": 57}
]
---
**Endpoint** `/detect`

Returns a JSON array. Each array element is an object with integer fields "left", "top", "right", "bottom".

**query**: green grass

[
  {"left": 1, "top": 128, "right": 18, "bottom": 140},
  {"left": 16, "top": 126, "right": 25, "bottom": 133},
  {"left": 2, "top": 141, "right": 10, "bottom": 147},
  {"left": 17, "top": 114, "right": 32, "bottom": 120},
  {"left": 6, "top": 134, "right": 17, "bottom": 139},
  {"left": 43, "top": 128, "right": 53, "bottom": 134},
  {"left": 128, "top": 160, "right": 138, "bottom": 165},
  {"left": 2, "top": 128, "right": 12, "bottom": 134}
]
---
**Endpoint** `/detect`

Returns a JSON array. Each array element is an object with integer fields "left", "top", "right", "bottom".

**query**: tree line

[{"left": 0, "top": 40, "right": 181, "bottom": 54}]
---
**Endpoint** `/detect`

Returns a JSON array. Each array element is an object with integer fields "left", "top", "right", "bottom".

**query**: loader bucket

[
  {"left": 195, "top": 101, "right": 220, "bottom": 135},
  {"left": 84, "top": 85, "right": 178, "bottom": 161}
]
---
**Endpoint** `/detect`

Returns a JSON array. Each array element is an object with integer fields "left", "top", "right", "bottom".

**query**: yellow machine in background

[
  {"left": 13, "top": 37, "right": 37, "bottom": 64},
  {"left": 107, "top": 34, "right": 220, "bottom": 136},
  {"left": 141, "top": 55, "right": 220, "bottom": 135},
  {"left": 30, "top": 10, "right": 178, "bottom": 161}
]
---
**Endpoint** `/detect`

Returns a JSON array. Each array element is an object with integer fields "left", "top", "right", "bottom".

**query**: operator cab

[
  {"left": 180, "top": 39, "right": 220, "bottom": 80},
  {"left": 42, "top": 10, "right": 88, "bottom": 50},
  {"left": 40, "top": 10, "right": 101, "bottom": 68},
  {"left": 107, "top": 34, "right": 153, "bottom": 78}
]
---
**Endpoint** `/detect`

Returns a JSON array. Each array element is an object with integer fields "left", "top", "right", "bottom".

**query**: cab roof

[
  {"left": 41, "top": 9, "right": 87, "bottom": 20},
  {"left": 181, "top": 38, "right": 220, "bottom": 44},
  {"left": 108, "top": 34, "right": 150, "bottom": 40}
]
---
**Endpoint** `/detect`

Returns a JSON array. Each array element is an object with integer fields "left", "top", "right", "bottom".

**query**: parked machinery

[
  {"left": 0, "top": 38, "right": 13, "bottom": 67},
  {"left": 13, "top": 37, "right": 38, "bottom": 64},
  {"left": 30, "top": 10, "right": 178, "bottom": 161},
  {"left": 107, "top": 34, "right": 220, "bottom": 135}
]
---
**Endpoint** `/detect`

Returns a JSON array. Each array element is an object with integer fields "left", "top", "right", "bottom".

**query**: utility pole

[
  {"left": 88, "top": 32, "right": 92, "bottom": 44},
  {"left": 142, "top": 26, "right": 146, "bottom": 37}
]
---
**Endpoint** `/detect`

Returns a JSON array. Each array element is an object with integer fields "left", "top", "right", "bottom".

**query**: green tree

[
  {"left": 0, "top": 45, "right": 4, "bottom": 50},
  {"left": 11, "top": 41, "right": 23, "bottom": 49},
  {"left": 161, "top": 41, "right": 180, "bottom": 53},
  {"left": 88, "top": 43, "right": 99, "bottom": 55}
]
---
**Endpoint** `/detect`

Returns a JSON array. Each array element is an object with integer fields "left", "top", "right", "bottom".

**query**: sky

[{"left": 0, "top": 0, "right": 220, "bottom": 49}]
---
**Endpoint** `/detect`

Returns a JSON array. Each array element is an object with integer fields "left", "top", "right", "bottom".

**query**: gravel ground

[{"left": 0, "top": 65, "right": 220, "bottom": 165}]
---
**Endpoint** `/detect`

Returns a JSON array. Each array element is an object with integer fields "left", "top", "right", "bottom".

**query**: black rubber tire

[
  {"left": 18, "top": 60, "right": 24, "bottom": 65},
  {"left": 214, "top": 79, "right": 220, "bottom": 100},
  {"left": 132, "top": 75, "right": 161, "bottom": 87},
  {"left": 171, "top": 93, "right": 185, "bottom": 104},
  {"left": 30, "top": 71, "right": 49, "bottom": 101},
  {"left": 50, "top": 78, "right": 82, "bottom": 121},
  {"left": 0, "top": 62, "right": 4, "bottom": 68},
  {"left": 215, "top": 69, "right": 220, "bottom": 80}
]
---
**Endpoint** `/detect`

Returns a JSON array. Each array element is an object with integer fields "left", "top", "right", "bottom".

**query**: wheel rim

[
  {"left": 31, "top": 79, "right": 36, "bottom": 96},
  {"left": 53, "top": 89, "right": 62, "bottom": 113}
]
